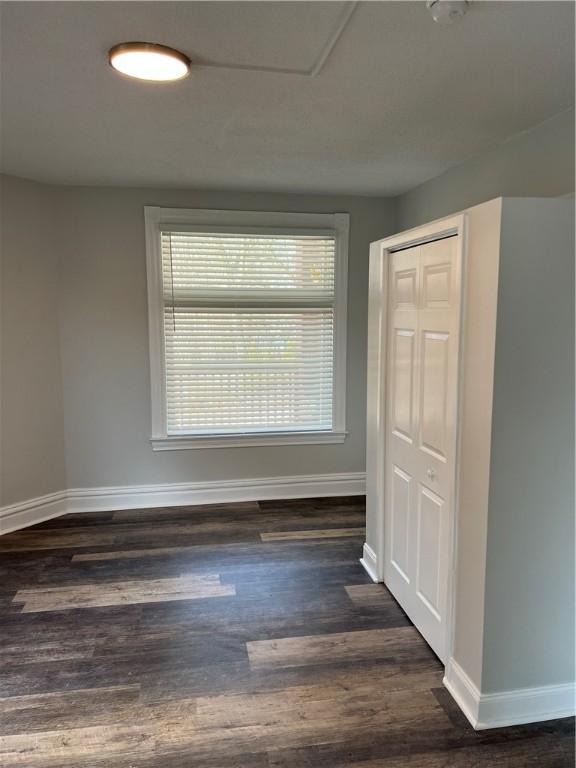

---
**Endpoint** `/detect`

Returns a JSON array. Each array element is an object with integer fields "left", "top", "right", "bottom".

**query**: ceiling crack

[{"left": 193, "top": 1, "right": 358, "bottom": 77}]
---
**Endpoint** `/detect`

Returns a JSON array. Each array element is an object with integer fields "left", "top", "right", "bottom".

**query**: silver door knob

[{"left": 427, "top": 468, "right": 436, "bottom": 481}]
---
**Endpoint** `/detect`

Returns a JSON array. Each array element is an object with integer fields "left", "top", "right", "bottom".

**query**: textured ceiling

[{"left": 0, "top": 1, "right": 574, "bottom": 195}]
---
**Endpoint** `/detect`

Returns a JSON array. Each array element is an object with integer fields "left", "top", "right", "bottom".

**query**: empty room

[{"left": 0, "top": 1, "right": 574, "bottom": 766}]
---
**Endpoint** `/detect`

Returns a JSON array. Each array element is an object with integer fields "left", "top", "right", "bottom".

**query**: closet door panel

[
  {"left": 391, "top": 328, "right": 416, "bottom": 443},
  {"left": 384, "top": 235, "right": 461, "bottom": 663},
  {"left": 384, "top": 245, "right": 420, "bottom": 612},
  {"left": 419, "top": 330, "right": 449, "bottom": 461}
]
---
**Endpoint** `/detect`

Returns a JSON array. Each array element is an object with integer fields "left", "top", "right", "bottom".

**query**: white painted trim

[
  {"left": 144, "top": 206, "right": 350, "bottom": 449},
  {"left": 144, "top": 205, "right": 168, "bottom": 439},
  {"left": 151, "top": 430, "right": 347, "bottom": 450},
  {"left": 332, "top": 212, "right": 349, "bottom": 435},
  {"left": 365, "top": 214, "right": 467, "bottom": 660},
  {"left": 444, "top": 658, "right": 481, "bottom": 728},
  {"left": 0, "top": 491, "right": 68, "bottom": 535},
  {"left": 0, "top": 473, "right": 366, "bottom": 533},
  {"left": 371, "top": 212, "right": 468, "bottom": 253},
  {"left": 444, "top": 659, "right": 576, "bottom": 730},
  {"left": 365, "top": 240, "right": 387, "bottom": 582},
  {"left": 446, "top": 219, "right": 469, "bottom": 671},
  {"left": 477, "top": 683, "right": 576, "bottom": 730},
  {"left": 66, "top": 473, "right": 365, "bottom": 514},
  {"left": 144, "top": 207, "right": 348, "bottom": 230},
  {"left": 359, "top": 542, "right": 379, "bottom": 582}
]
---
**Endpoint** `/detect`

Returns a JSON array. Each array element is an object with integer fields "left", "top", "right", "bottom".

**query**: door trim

[{"left": 365, "top": 212, "right": 467, "bottom": 666}]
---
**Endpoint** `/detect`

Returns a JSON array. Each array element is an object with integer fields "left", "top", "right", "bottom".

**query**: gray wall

[
  {"left": 0, "top": 175, "right": 67, "bottom": 506},
  {"left": 395, "top": 108, "right": 575, "bottom": 230},
  {"left": 450, "top": 198, "right": 502, "bottom": 689},
  {"left": 2, "top": 98, "right": 574, "bottom": 504},
  {"left": 57, "top": 186, "right": 394, "bottom": 489},
  {"left": 482, "top": 198, "right": 575, "bottom": 691}
]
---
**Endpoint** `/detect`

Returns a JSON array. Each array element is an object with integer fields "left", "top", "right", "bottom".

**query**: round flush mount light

[
  {"left": 426, "top": 0, "right": 469, "bottom": 25},
  {"left": 109, "top": 42, "right": 191, "bottom": 82}
]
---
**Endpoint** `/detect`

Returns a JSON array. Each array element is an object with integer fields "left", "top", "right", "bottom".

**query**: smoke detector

[{"left": 426, "top": 0, "right": 469, "bottom": 25}]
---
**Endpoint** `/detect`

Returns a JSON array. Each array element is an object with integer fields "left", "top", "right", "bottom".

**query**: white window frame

[{"left": 144, "top": 206, "right": 349, "bottom": 450}]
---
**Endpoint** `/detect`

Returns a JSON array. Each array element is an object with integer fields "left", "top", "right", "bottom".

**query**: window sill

[{"left": 151, "top": 430, "right": 348, "bottom": 451}]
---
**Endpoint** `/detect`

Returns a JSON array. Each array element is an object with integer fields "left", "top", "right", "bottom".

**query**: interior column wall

[
  {"left": 395, "top": 108, "right": 575, "bottom": 231},
  {"left": 482, "top": 198, "right": 575, "bottom": 692}
]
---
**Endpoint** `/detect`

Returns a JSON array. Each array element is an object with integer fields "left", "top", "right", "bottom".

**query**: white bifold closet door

[{"left": 384, "top": 236, "right": 461, "bottom": 662}]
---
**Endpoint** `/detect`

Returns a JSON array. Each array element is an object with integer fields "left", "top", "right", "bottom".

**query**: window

[{"left": 145, "top": 207, "right": 349, "bottom": 449}]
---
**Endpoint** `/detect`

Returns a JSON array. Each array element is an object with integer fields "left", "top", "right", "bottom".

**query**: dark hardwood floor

[{"left": 0, "top": 496, "right": 573, "bottom": 767}]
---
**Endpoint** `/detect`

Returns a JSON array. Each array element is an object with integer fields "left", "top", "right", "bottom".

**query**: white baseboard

[
  {"left": 444, "top": 658, "right": 576, "bottom": 730},
  {"left": 444, "top": 659, "right": 482, "bottom": 727},
  {"left": 3, "top": 482, "right": 573, "bottom": 734},
  {"left": 0, "top": 472, "right": 366, "bottom": 533},
  {"left": 0, "top": 491, "right": 68, "bottom": 535},
  {"left": 360, "top": 542, "right": 380, "bottom": 582}
]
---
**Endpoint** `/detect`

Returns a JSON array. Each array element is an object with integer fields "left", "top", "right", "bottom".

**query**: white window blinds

[{"left": 161, "top": 231, "right": 337, "bottom": 435}]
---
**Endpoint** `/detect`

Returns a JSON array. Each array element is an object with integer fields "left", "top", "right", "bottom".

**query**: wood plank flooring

[{"left": 0, "top": 496, "right": 573, "bottom": 767}]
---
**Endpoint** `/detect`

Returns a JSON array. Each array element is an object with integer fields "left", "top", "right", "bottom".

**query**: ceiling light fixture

[
  {"left": 108, "top": 42, "right": 191, "bottom": 82},
  {"left": 426, "top": 1, "right": 469, "bottom": 25}
]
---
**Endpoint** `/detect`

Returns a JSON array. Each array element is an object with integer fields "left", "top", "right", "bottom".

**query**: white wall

[
  {"left": 365, "top": 197, "right": 575, "bottom": 725},
  {"left": 390, "top": 111, "right": 575, "bottom": 703},
  {"left": 2, "top": 105, "right": 574, "bottom": 511},
  {"left": 55, "top": 186, "right": 395, "bottom": 491},
  {"left": 395, "top": 108, "right": 575, "bottom": 230},
  {"left": 482, "top": 198, "right": 575, "bottom": 692},
  {"left": 449, "top": 197, "right": 575, "bottom": 706},
  {"left": 450, "top": 198, "right": 502, "bottom": 690},
  {"left": 0, "top": 175, "right": 67, "bottom": 507},
  {"left": 389, "top": 110, "right": 576, "bottom": 699},
  {"left": 1, "top": 177, "right": 394, "bottom": 507}
]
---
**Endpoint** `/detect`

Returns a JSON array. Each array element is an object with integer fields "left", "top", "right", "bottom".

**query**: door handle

[{"left": 426, "top": 468, "right": 436, "bottom": 481}]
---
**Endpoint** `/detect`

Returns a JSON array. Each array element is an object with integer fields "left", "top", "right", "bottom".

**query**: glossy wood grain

[
  {"left": 12, "top": 573, "right": 235, "bottom": 612},
  {"left": 345, "top": 583, "right": 395, "bottom": 607},
  {"left": 260, "top": 527, "right": 365, "bottom": 541},
  {"left": 247, "top": 626, "right": 430, "bottom": 669},
  {"left": 0, "top": 496, "right": 573, "bottom": 767}
]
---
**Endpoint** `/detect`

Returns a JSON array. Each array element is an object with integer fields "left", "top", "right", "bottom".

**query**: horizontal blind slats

[
  {"left": 161, "top": 230, "right": 336, "bottom": 435},
  {"left": 162, "top": 231, "right": 335, "bottom": 294}
]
